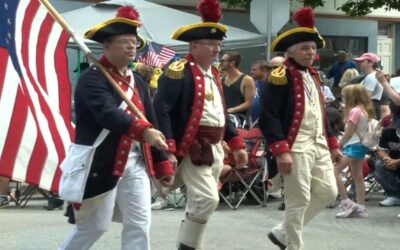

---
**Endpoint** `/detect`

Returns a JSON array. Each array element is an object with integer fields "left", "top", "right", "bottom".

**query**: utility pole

[{"left": 266, "top": 0, "right": 272, "bottom": 61}]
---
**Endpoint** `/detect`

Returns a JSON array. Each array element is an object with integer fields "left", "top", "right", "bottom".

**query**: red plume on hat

[
  {"left": 197, "top": 0, "right": 222, "bottom": 23},
  {"left": 116, "top": 6, "right": 141, "bottom": 26},
  {"left": 271, "top": 6, "right": 324, "bottom": 52},
  {"left": 293, "top": 6, "right": 314, "bottom": 28}
]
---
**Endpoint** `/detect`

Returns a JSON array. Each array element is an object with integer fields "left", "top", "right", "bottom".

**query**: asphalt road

[{"left": 0, "top": 193, "right": 399, "bottom": 250}]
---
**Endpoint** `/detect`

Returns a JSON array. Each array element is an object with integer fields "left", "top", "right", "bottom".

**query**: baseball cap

[{"left": 353, "top": 52, "right": 380, "bottom": 63}]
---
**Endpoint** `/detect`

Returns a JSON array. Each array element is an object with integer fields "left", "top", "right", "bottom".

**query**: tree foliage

[
  {"left": 219, "top": 0, "right": 251, "bottom": 9},
  {"left": 297, "top": 0, "right": 325, "bottom": 8},
  {"left": 339, "top": 0, "right": 400, "bottom": 17},
  {"left": 219, "top": 0, "right": 400, "bottom": 17}
]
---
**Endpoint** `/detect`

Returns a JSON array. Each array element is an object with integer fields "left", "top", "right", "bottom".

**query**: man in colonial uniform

[
  {"left": 259, "top": 7, "right": 342, "bottom": 250},
  {"left": 153, "top": 0, "right": 247, "bottom": 249},
  {"left": 60, "top": 6, "right": 174, "bottom": 250}
]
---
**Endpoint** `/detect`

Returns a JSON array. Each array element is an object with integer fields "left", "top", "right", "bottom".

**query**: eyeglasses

[
  {"left": 113, "top": 39, "right": 142, "bottom": 48},
  {"left": 194, "top": 41, "right": 222, "bottom": 49}
]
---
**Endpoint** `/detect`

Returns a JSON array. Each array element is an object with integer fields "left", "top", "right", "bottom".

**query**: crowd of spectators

[{"left": 3, "top": 49, "right": 400, "bottom": 222}]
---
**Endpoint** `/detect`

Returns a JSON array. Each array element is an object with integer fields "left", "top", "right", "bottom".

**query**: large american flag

[
  {"left": 0, "top": 0, "right": 74, "bottom": 192},
  {"left": 136, "top": 40, "right": 175, "bottom": 68}
]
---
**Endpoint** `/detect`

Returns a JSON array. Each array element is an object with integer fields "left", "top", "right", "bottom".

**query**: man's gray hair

[{"left": 286, "top": 43, "right": 298, "bottom": 55}]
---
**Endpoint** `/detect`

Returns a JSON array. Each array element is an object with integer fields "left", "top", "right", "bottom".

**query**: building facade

[{"left": 291, "top": 0, "right": 400, "bottom": 75}]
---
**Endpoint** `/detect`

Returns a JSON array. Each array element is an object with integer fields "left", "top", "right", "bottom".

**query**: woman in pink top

[{"left": 334, "top": 84, "right": 375, "bottom": 218}]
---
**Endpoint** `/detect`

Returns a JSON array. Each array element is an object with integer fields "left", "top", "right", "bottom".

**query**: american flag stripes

[
  {"left": 136, "top": 41, "right": 175, "bottom": 68},
  {"left": 0, "top": 0, "right": 74, "bottom": 192}
]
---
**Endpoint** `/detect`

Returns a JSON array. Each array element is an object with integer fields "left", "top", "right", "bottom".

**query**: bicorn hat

[
  {"left": 84, "top": 5, "right": 144, "bottom": 47},
  {"left": 172, "top": 0, "right": 227, "bottom": 42},
  {"left": 271, "top": 7, "right": 325, "bottom": 52}
]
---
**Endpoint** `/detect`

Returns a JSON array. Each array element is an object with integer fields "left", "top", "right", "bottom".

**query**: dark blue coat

[
  {"left": 153, "top": 56, "right": 244, "bottom": 157},
  {"left": 74, "top": 65, "right": 172, "bottom": 199},
  {"left": 259, "top": 58, "right": 339, "bottom": 157}
]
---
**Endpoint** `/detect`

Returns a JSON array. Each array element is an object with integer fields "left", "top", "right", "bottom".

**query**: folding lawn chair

[
  {"left": 12, "top": 182, "right": 51, "bottom": 208},
  {"left": 219, "top": 127, "right": 267, "bottom": 209}
]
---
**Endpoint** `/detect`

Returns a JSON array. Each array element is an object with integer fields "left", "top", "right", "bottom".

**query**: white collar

[{"left": 196, "top": 64, "right": 213, "bottom": 78}]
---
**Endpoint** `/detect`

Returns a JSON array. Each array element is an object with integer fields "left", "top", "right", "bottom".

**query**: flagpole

[{"left": 39, "top": 0, "right": 147, "bottom": 121}]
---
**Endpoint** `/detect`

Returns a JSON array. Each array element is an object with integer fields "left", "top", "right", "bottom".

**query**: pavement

[{"left": 0, "top": 192, "right": 399, "bottom": 250}]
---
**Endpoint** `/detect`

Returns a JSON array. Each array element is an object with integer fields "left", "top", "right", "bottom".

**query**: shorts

[{"left": 342, "top": 143, "right": 369, "bottom": 160}]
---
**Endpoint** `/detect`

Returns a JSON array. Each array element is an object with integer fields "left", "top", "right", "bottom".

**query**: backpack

[{"left": 357, "top": 119, "right": 382, "bottom": 149}]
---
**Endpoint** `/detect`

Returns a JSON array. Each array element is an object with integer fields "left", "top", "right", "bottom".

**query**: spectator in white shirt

[
  {"left": 353, "top": 52, "right": 390, "bottom": 119},
  {"left": 318, "top": 71, "right": 335, "bottom": 106}
]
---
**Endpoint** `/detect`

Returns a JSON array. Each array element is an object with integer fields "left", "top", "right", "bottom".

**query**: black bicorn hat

[
  {"left": 172, "top": 0, "right": 227, "bottom": 42},
  {"left": 84, "top": 5, "right": 143, "bottom": 47},
  {"left": 271, "top": 7, "right": 325, "bottom": 52}
]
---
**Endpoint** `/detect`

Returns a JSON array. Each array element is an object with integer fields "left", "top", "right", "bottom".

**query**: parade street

[{"left": 0, "top": 194, "right": 398, "bottom": 250}]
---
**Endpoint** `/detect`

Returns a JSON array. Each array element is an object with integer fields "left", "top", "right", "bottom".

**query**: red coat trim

[
  {"left": 211, "top": 66, "right": 228, "bottom": 136},
  {"left": 166, "top": 139, "right": 176, "bottom": 153},
  {"left": 269, "top": 140, "right": 291, "bottom": 156},
  {"left": 175, "top": 55, "right": 232, "bottom": 157},
  {"left": 100, "top": 56, "right": 153, "bottom": 177},
  {"left": 227, "top": 136, "right": 245, "bottom": 151},
  {"left": 285, "top": 63, "right": 305, "bottom": 148},
  {"left": 125, "top": 84, "right": 152, "bottom": 142},
  {"left": 154, "top": 160, "right": 175, "bottom": 179},
  {"left": 284, "top": 61, "right": 335, "bottom": 151},
  {"left": 113, "top": 135, "right": 134, "bottom": 176},
  {"left": 73, "top": 203, "right": 82, "bottom": 210},
  {"left": 127, "top": 119, "right": 152, "bottom": 142},
  {"left": 176, "top": 55, "right": 206, "bottom": 157},
  {"left": 327, "top": 136, "right": 339, "bottom": 150}
]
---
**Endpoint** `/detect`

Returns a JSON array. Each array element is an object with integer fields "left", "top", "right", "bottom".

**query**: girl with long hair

[{"left": 334, "top": 84, "right": 375, "bottom": 218}]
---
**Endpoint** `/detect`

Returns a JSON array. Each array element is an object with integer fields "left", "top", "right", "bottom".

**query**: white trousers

[
  {"left": 175, "top": 143, "right": 224, "bottom": 222},
  {"left": 59, "top": 153, "right": 151, "bottom": 250},
  {"left": 277, "top": 144, "right": 337, "bottom": 250}
]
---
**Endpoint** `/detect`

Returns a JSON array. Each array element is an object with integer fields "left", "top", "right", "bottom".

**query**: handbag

[{"left": 59, "top": 129, "right": 109, "bottom": 203}]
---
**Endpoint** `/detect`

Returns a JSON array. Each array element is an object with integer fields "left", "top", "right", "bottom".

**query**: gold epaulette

[
  {"left": 165, "top": 59, "right": 188, "bottom": 80},
  {"left": 268, "top": 65, "right": 288, "bottom": 85}
]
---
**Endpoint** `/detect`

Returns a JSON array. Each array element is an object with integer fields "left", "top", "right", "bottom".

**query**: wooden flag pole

[{"left": 39, "top": 0, "right": 147, "bottom": 121}]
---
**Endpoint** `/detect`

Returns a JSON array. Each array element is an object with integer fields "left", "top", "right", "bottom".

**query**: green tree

[
  {"left": 219, "top": 0, "right": 400, "bottom": 17},
  {"left": 219, "top": 0, "right": 324, "bottom": 9},
  {"left": 339, "top": 0, "right": 400, "bottom": 17},
  {"left": 219, "top": 0, "right": 251, "bottom": 9}
]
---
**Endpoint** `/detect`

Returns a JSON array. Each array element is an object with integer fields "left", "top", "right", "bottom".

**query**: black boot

[
  {"left": 64, "top": 204, "right": 76, "bottom": 224},
  {"left": 178, "top": 243, "right": 195, "bottom": 250},
  {"left": 44, "top": 196, "right": 64, "bottom": 211}
]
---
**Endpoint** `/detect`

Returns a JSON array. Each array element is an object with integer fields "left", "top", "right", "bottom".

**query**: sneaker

[
  {"left": 268, "top": 189, "right": 283, "bottom": 199},
  {"left": 0, "top": 195, "right": 9, "bottom": 207},
  {"left": 336, "top": 200, "right": 358, "bottom": 218},
  {"left": 397, "top": 214, "right": 400, "bottom": 219},
  {"left": 268, "top": 175, "right": 283, "bottom": 193},
  {"left": 350, "top": 207, "right": 368, "bottom": 218},
  {"left": 379, "top": 196, "right": 400, "bottom": 207},
  {"left": 151, "top": 197, "right": 169, "bottom": 210}
]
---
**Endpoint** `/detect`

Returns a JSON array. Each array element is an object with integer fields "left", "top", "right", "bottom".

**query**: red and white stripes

[{"left": 0, "top": 0, "right": 73, "bottom": 192}]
